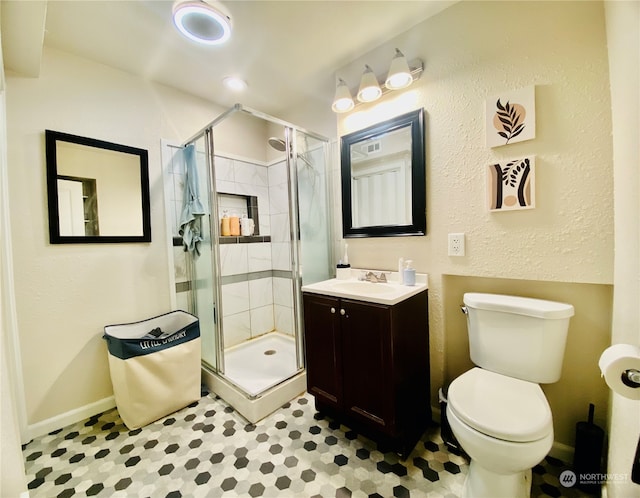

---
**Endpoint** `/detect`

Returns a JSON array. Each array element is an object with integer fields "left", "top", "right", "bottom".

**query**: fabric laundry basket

[{"left": 103, "top": 310, "right": 201, "bottom": 429}]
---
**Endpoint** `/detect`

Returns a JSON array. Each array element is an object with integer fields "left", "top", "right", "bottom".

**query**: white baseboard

[{"left": 27, "top": 396, "right": 115, "bottom": 441}]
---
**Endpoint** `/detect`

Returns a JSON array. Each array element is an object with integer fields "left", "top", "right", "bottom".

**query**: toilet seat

[{"left": 448, "top": 368, "right": 552, "bottom": 442}]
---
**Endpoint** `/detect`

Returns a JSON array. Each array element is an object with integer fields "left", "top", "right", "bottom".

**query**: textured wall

[
  {"left": 335, "top": 1, "right": 614, "bottom": 448},
  {"left": 337, "top": 0, "right": 613, "bottom": 283}
]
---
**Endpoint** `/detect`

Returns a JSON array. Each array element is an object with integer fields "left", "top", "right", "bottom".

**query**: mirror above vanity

[
  {"left": 45, "top": 130, "right": 151, "bottom": 244},
  {"left": 341, "top": 109, "right": 426, "bottom": 237}
]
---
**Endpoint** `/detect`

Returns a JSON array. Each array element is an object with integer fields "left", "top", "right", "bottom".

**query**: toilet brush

[{"left": 573, "top": 403, "right": 604, "bottom": 494}]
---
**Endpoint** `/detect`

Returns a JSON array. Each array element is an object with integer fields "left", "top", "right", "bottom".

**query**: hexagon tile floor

[{"left": 23, "top": 389, "right": 591, "bottom": 498}]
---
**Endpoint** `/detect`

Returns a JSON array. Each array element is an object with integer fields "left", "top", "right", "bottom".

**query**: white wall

[
  {"left": 604, "top": 1, "right": 640, "bottom": 495},
  {"left": 1, "top": 16, "right": 29, "bottom": 494},
  {"left": 334, "top": 1, "right": 614, "bottom": 450},
  {"left": 6, "top": 47, "right": 226, "bottom": 432}
]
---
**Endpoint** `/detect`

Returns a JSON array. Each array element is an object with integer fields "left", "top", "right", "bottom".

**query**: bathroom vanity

[{"left": 302, "top": 274, "right": 431, "bottom": 457}]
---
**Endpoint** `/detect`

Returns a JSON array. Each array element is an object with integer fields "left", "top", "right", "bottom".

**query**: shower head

[
  {"left": 268, "top": 136, "right": 314, "bottom": 168},
  {"left": 268, "top": 137, "right": 286, "bottom": 152}
]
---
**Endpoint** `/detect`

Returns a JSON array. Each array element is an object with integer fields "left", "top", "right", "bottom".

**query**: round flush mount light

[
  {"left": 223, "top": 76, "right": 247, "bottom": 91},
  {"left": 172, "top": 0, "right": 232, "bottom": 45}
]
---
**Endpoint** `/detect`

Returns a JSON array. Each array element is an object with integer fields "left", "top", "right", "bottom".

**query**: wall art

[
  {"left": 486, "top": 86, "right": 535, "bottom": 147},
  {"left": 487, "top": 156, "right": 535, "bottom": 211}
]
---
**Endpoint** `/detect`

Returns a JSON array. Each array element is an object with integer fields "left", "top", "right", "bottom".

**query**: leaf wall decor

[
  {"left": 485, "top": 86, "right": 536, "bottom": 148},
  {"left": 493, "top": 99, "right": 526, "bottom": 144},
  {"left": 487, "top": 156, "right": 535, "bottom": 211}
]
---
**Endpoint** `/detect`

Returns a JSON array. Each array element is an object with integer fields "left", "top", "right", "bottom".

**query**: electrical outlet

[{"left": 448, "top": 233, "right": 465, "bottom": 256}]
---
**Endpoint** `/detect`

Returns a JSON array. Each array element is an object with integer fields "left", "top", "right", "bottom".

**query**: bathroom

[{"left": 1, "top": 1, "right": 638, "bottom": 497}]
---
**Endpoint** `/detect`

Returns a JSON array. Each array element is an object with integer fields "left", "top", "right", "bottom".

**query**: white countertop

[{"left": 301, "top": 269, "right": 428, "bottom": 306}]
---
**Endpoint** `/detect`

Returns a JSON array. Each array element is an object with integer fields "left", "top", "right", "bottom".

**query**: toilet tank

[{"left": 463, "top": 293, "right": 574, "bottom": 384}]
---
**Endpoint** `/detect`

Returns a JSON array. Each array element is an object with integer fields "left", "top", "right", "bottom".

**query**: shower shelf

[
  {"left": 219, "top": 235, "right": 271, "bottom": 244},
  {"left": 172, "top": 235, "right": 271, "bottom": 247}
]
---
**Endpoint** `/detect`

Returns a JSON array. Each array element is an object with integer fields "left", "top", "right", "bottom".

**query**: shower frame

[{"left": 182, "top": 104, "right": 332, "bottom": 420}]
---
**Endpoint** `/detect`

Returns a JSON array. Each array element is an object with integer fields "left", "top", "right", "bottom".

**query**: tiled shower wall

[{"left": 166, "top": 148, "right": 294, "bottom": 350}]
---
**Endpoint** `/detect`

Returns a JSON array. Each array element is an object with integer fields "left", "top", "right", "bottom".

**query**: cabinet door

[
  {"left": 340, "top": 299, "right": 393, "bottom": 433},
  {"left": 303, "top": 294, "right": 343, "bottom": 410}
]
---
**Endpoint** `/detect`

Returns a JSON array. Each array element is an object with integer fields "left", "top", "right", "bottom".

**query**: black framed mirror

[
  {"left": 341, "top": 109, "right": 426, "bottom": 237},
  {"left": 45, "top": 130, "right": 151, "bottom": 244}
]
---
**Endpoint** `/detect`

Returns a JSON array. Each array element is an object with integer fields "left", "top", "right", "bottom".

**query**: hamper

[{"left": 103, "top": 310, "right": 200, "bottom": 429}]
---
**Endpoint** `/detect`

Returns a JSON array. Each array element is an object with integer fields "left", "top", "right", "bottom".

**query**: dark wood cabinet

[{"left": 303, "top": 291, "right": 431, "bottom": 457}]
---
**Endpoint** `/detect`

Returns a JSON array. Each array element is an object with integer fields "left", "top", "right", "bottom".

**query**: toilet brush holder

[{"left": 573, "top": 403, "right": 604, "bottom": 494}]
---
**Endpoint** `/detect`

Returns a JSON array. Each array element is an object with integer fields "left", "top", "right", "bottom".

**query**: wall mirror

[
  {"left": 45, "top": 130, "right": 151, "bottom": 243},
  {"left": 341, "top": 108, "right": 426, "bottom": 237}
]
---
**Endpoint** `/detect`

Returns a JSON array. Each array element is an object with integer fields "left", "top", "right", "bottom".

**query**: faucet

[{"left": 362, "top": 271, "right": 388, "bottom": 283}]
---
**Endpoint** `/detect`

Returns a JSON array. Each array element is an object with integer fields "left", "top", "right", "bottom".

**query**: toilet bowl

[
  {"left": 447, "top": 293, "right": 574, "bottom": 497},
  {"left": 447, "top": 368, "right": 554, "bottom": 497}
]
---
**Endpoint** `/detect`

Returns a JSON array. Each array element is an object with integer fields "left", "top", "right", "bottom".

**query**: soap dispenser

[
  {"left": 336, "top": 242, "right": 351, "bottom": 280},
  {"left": 403, "top": 260, "right": 416, "bottom": 286}
]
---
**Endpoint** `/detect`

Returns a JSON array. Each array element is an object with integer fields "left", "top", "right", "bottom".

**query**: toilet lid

[{"left": 447, "top": 368, "right": 552, "bottom": 442}]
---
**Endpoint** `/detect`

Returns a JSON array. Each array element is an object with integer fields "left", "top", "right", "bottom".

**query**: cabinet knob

[
  {"left": 340, "top": 308, "right": 346, "bottom": 316},
  {"left": 330, "top": 307, "right": 336, "bottom": 314}
]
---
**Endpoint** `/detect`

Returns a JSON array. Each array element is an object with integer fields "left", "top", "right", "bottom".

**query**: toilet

[{"left": 446, "top": 293, "right": 574, "bottom": 498}]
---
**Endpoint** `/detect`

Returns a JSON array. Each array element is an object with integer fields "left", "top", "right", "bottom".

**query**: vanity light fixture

[
  {"left": 332, "top": 48, "right": 423, "bottom": 113},
  {"left": 385, "top": 48, "right": 413, "bottom": 90},
  {"left": 172, "top": 0, "right": 232, "bottom": 45},
  {"left": 331, "top": 79, "right": 355, "bottom": 113},
  {"left": 357, "top": 65, "right": 383, "bottom": 103}
]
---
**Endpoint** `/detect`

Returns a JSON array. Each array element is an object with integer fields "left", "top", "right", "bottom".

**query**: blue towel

[{"left": 178, "top": 144, "right": 206, "bottom": 256}]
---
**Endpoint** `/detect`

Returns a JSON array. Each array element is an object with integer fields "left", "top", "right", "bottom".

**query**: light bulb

[
  {"left": 385, "top": 49, "right": 413, "bottom": 90},
  {"left": 357, "top": 65, "right": 382, "bottom": 103},
  {"left": 332, "top": 79, "right": 354, "bottom": 113}
]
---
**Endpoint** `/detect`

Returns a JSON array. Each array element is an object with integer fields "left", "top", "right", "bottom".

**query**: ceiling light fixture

[
  {"left": 223, "top": 76, "right": 247, "bottom": 91},
  {"left": 332, "top": 49, "right": 423, "bottom": 113},
  {"left": 331, "top": 79, "right": 355, "bottom": 113},
  {"left": 172, "top": 0, "right": 232, "bottom": 45},
  {"left": 357, "top": 65, "right": 382, "bottom": 103}
]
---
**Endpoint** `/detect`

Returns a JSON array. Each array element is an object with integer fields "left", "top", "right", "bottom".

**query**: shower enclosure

[{"left": 163, "top": 105, "right": 332, "bottom": 422}]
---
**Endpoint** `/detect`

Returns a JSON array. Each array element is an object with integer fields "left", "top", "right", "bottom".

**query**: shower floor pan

[
  {"left": 224, "top": 332, "right": 299, "bottom": 396},
  {"left": 202, "top": 332, "right": 306, "bottom": 423}
]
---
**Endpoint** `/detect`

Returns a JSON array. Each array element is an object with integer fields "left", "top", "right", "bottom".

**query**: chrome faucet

[{"left": 362, "top": 271, "right": 388, "bottom": 283}]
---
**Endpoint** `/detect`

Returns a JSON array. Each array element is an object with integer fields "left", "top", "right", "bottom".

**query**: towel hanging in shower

[{"left": 179, "top": 144, "right": 206, "bottom": 256}]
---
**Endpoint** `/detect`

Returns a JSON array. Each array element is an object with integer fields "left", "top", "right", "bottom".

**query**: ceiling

[{"left": 2, "top": 1, "right": 455, "bottom": 116}]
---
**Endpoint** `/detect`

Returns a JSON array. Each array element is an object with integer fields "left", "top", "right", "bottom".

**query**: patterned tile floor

[{"left": 23, "top": 388, "right": 591, "bottom": 497}]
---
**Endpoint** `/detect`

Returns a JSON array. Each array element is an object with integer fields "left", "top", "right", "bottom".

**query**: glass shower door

[
  {"left": 290, "top": 129, "right": 332, "bottom": 370},
  {"left": 189, "top": 132, "right": 219, "bottom": 372},
  {"left": 295, "top": 130, "right": 332, "bottom": 286}
]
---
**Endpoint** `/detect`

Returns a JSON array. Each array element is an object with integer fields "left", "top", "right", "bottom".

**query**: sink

[
  {"left": 301, "top": 271, "right": 428, "bottom": 306},
  {"left": 331, "top": 281, "right": 396, "bottom": 295}
]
